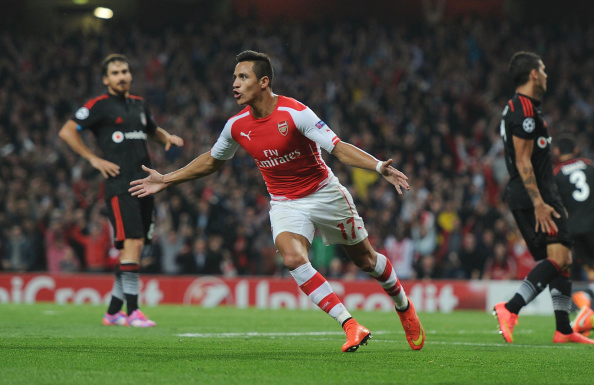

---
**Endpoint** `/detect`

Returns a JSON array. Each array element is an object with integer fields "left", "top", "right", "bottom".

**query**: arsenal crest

[{"left": 277, "top": 121, "right": 289, "bottom": 136}]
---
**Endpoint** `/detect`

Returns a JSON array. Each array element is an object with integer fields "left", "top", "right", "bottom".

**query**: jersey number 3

[{"left": 569, "top": 170, "right": 590, "bottom": 202}]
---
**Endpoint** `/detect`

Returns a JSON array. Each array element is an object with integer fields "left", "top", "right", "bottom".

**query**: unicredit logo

[{"left": 183, "top": 277, "right": 231, "bottom": 306}]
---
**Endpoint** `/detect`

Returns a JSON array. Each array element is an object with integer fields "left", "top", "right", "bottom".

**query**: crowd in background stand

[{"left": 1, "top": 17, "right": 594, "bottom": 281}]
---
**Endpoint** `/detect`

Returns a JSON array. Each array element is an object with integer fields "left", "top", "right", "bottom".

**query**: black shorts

[
  {"left": 511, "top": 200, "right": 572, "bottom": 261},
  {"left": 572, "top": 233, "right": 594, "bottom": 269},
  {"left": 105, "top": 194, "right": 155, "bottom": 249}
]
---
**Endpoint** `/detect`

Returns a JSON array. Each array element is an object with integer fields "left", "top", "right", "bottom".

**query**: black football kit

[
  {"left": 500, "top": 93, "right": 571, "bottom": 260},
  {"left": 71, "top": 93, "right": 157, "bottom": 247}
]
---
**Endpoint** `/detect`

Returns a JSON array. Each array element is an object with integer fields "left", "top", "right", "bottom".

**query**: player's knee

[
  {"left": 120, "top": 238, "right": 144, "bottom": 262},
  {"left": 547, "top": 244, "right": 572, "bottom": 270},
  {"left": 282, "top": 252, "right": 309, "bottom": 271}
]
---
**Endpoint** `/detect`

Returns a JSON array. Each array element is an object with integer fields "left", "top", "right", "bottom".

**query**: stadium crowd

[{"left": 1, "top": 16, "right": 594, "bottom": 281}]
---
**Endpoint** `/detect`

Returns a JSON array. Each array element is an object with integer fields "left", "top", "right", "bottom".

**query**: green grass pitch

[{"left": 0, "top": 303, "right": 591, "bottom": 385}]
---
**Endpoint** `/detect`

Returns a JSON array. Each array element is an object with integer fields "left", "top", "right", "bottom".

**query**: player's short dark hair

[
  {"left": 236, "top": 50, "right": 274, "bottom": 88},
  {"left": 509, "top": 51, "right": 541, "bottom": 88},
  {"left": 101, "top": 54, "right": 130, "bottom": 77},
  {"left": 555, "top": 133, "right": 576, "bottom": 156}
]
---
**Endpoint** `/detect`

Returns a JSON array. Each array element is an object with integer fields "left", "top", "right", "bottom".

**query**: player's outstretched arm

[
  {"left": 129, "top": 165, "right": 167, "bottom": 197},
  {"left": 331, "top": 141, "right": 410, "bottom": 195},
  {"left": 129, "top": 151, "right": 226, "bottom": 197}
]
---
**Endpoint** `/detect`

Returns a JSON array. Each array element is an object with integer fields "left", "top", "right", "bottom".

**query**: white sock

[
  {"left": 369, "top": 253, "right": 408, "bottom": 310},
  {"left": 290, "top": 262, "right": 351, "bottom": 324}
]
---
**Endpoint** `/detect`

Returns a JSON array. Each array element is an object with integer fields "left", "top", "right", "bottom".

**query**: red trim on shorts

[
  {"left": 300, "top": 272, "right": 326, "bottom": 296},
  {"left": 336, "top": 185, "right": 356, "bottom": 217},
  {"left": 119, "top": 263, "right": 139, "bottom": 272},
  {"left": 110, "top": 196, "right": 126, "bottom": 241}
]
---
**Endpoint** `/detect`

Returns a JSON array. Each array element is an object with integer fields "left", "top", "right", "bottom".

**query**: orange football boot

[
  {"left": 553, "top": 330, "right": 594, "bottom": 344},
  {"left": 572, "top": 291, "right": 592, "bottom": 310},
  {"left": 396, "top": 297, "right": 425, "bottom": 350},
  {"left": 493, "top": 302, "right": 518, "bottom": 343},
  {"left": 342, "top": 319, "right": 371, "bottom": 353},
  {"left": 572, "top": 306, "right": 594, "bottom": 337}
]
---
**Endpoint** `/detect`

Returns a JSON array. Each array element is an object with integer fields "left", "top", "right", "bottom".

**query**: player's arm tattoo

[{"left": 521, "top": 166, "right": 540, "bottom": 202}]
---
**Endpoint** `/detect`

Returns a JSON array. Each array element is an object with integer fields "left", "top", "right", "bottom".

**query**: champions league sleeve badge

[
  {"left": 522, "top": 117, "right": 535, "bottom": 133},
  {"left": 75, "top": 107, "right": 89, "bottom": 120}
]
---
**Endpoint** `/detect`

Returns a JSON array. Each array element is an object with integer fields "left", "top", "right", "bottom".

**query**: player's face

[
  {"left": 534, "top": 60, "right": 547, "bottom": 93},
  {"left": 103, "top": 61, "right": 132, "bottom": 96},
  {"left": 233, "top": 62, "right": 263, "bottom": 106}
]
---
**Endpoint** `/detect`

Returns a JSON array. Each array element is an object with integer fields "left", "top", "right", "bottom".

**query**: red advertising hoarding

[{"left": 0, "top": 273, "right": 487, "bottom": 313}]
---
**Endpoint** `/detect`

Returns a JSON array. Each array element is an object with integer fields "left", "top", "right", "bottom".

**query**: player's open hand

[
  {"left": 534, "top": 202, "right": 560, "bottom": 235},
  {"left": 129, "top": 165, "right": 167, "bottom": 197},
  {"left": 89, "top": 156, "right": 120, "bottom": 178},
  {"left": 165, "top": 134, "right": 184, "bottom": 151},
  {"left": 378, "top": 159, "right": 410, "bottom": 195}
]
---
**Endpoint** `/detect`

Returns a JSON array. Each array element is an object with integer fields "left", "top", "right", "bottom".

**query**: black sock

[
  {"left": 107, "top": 297, "right": 124, "bottom": 315},
  {"left": 505, "top": 294, "right": 526, "bottom": 314},
  {"left": 554, "top": 311, "right": 573, "bottom": 334},
  {"left": 125, "top": 293, "right": 139, "bottom": 315},
  {"left": 506, "top": 259, "right": 559, "bottom": 314},
  {"left": 550, "top": 275, "right": 573, "bottom": 334}
]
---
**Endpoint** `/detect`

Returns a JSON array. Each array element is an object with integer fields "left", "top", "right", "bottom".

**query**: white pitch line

[
  {"left": 421, "top": 341, "right": 577, "bottom": 349},
  {"left": 176, "top": 329, "right": 526, "bottom": 338},
  {"left": 176, "top": 331, "right": 390, "bottom": 338},
  {"left": 176, "top": 330, "right": 578, "bottom": 349}
]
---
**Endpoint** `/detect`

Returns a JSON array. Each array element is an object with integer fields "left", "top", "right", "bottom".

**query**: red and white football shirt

[{"left": 211, "top": 96, "right": 341, "bottom": 200}]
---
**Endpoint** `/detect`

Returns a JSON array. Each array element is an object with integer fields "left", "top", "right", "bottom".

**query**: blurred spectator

[
  {"left": 411, "top": 211, "right": 437, "bottom": 257},
  {"left": 483, "top": 242, "right": 517, "bottom": 280},
  {"left": 327, "top": 257, "right": 346, "bottom": 279},
  {"left": 59, "top": 248, "right": 81, "bottom": 273},
  {"left": 415, "top": 254, "right": 442, "bottom": 280},
  {"left": 176, "top": 238, "right": 206, "bottom": 274},
  {"left": 158, "top": 228, "right": 186, "bottom": 275},
  {"left": 45, "top": 225, "right": 78, "bottom": 273},
  {"left": 442, "top": 251, "right": 466, "bottom": 279},
  {"left": 459, "top": 233, "right": 487, "bottom": 279},
  {"left": 203, "top": 234, "right": 229, "bottom": 275},
  {"left": 2, "top": 224, "right": 34, "bottom": 272},
  {"left": 510, "top": 236, "right": 536, "bottom": 280},
  {"left": 68, "top": 215, "right": 111, "bottom": 273},
  {"left": 383, "top": 225, "right": 415, "bottom": 279}
]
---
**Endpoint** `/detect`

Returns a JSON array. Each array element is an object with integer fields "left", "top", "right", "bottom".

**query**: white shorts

[{"left": 269, "top": 179, "right": 368, "bottom": 246}]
